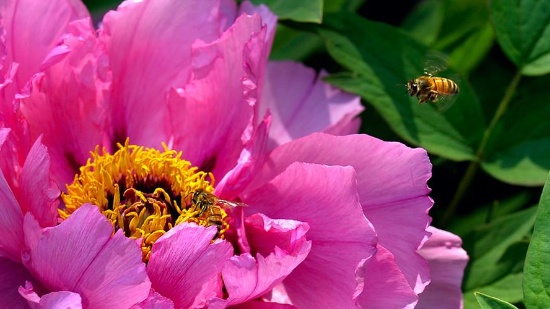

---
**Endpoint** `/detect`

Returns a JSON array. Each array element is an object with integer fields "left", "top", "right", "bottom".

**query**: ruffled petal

[
  {"left": 148, "top": 223, "right": 233, "bottom": 308},
  {"left": 20, "top": 20, "right": 110, "bottom": 187},
  {"left": 356, "top": 245, "right": 418, "bottom": 308},
  {"left": 417, "top": 227, "right": 468, "bottom": 309},
  {"left": 260, "top": 62, "right": 363, "bottom": 150},
  {"left": 0, "top": 258, "right": 34, "bottom": 307},
  {"left": 100, "top": 0, "right": 232, "bottom": 146},
  {"left": 216, "top": 114, "right": 270, "bottom": 199},
  {"left": 0, "top": 167, "right": 23, "bottom": 261},
  {"left": 28, "top": 291, "right": 83, "bottom": 309},
  {"left": 223, "top": 214, "right": 311, "bottom": 305},
  {"left": 0, "top": 0, "right": 89, "bottom": 94},
  {"left": 17, "top": 136, "right": 59, "bottom": 227},
  {"left": 133, "top": 290, "right": 175, "bottom": 309},
  {"left": 249, "top": 133, "right": 432, "bottom": 294},
  {"left": 233, "top": 300, "right": 298, "bottom": 309},
  {"left": 22, "top": 204, "right": 150, "bottom": 308},
  {"left": 167, "top": 12, "right": 269, "bottom": 177},
  {"left": 244, "top": 162, "right": 376, "bottom": 307}
]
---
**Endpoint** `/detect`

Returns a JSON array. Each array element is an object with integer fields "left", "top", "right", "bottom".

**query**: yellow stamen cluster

[{"left": 61, "top": 140, "right": 228, "bottom": 261}]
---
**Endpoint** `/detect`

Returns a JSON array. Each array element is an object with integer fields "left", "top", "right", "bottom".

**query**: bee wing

[
  {"left": 218, "top": 199, "right": 248, "bottom": 209},
  {"left": 432, "top": 92, "right": 458, "bottom": 113},
  {"left": 423, "top": 51, "right": 449, "bottom": 76}
]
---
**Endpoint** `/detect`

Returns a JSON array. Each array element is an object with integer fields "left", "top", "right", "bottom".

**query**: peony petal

[
  {"left": 249, "top": 133, "right": 433, "bottom": 294},
  {"left": 356, "top": 245, "right": 418, "bottom": 308},
  {"left": 22, "top": 204, "right": 150, "bottom": 308},
  {"left": 416, "top": 227, "right": 468, "bottom": 309},
  {"left": 0, "top": 168, "right": 23, "bottom": 261},
  {"left": 100, "top": 0, "right": 231, "bottom": 147},
  {"left": 233, "top": 300, "right": 298, "bottom": 309},
  {"left": 0, "top": 257, "right": 35, "bottom": 307},
  {"left": 0, "top": 0, "right": 89, "bottom": 94},
  {"left": 244, "top": 162, "right": 377, "bottom": 308},
  {"left": 148, "top": 223, "right": 233, "bottom": 308},
  {"left": 223, "top": 214, "right": 311, "bottom": 305},
  {"left": 20, "top": 19, "right": 111, "bottom": 187},
  {"left": 167, "top": 12, "right": 270, "bottom": 177},
  {"left": 216, "top": 114, "right": 271, "bottom": 199},
  {"left": 18, "top": 136, "right": 59, "bottom": 227},
  {"left": 133, "top": 290, "right": 175, "bottom": 309},
  {"left": 260, "top": 62, "right": 363, "bottom": 150},
  {"left": 38, "top": 291, "right": 83, "bottom": 309}
]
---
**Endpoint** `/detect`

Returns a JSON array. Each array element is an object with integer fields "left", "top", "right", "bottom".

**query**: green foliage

[
  {"left": 491, "top": 0, "right": 550, "bottom": 75},
  {"left": 523, "top": 172, "right": 550, "bottom": 308},
  {"left": 250, "top": 0, "right": 323, "bottom": 23},
  {"left": 474, "top": 292, "right": 519, "bottom": 309}
]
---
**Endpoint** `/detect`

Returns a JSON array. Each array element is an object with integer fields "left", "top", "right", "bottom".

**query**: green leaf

[
  {"left": 463, "top": 207, "right": 536, "bottom": 291},
  {"left": 402, "top": 0, "right": 494, "bottom": 75},
  {"left": 250, "top": 0, "right": 323, "bottom": 23},
  {"left": 481, "top": 95, "right": 550, "bottom": 186},
  {"left": 270, "top": 24, "right": 324, "bottom": 61},
  {"left": 320, "top": 12, "right": 486, "bottom": 161},
  {"left": 448, "top": 192, "right": 533, "bottom": 236},
  {"left": 401, "top": 0, "right": 445, "bottom": 46},
  {"left": 524, "top": 171, "right": 550, "bottom": 307},
  {"left": 474, "top": 292, "right": 519, "bottom": 309},
  {"left": 491, "top": 0, "right": 550, "bottom": 75},
  {"left": 463, "top": 273, "right": 524, "bottom": 308}
]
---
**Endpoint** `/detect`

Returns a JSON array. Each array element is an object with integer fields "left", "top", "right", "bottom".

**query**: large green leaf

[
  {"left": 474, "top": 293, "right": 519, "bottom": 309},
  {"left": 463, "top": 274, "right": 524, "bottom": 309},
  {"left": 250, "top": 0, "right": 323, "bottom": 23},
  {"left": 524, "top": 172, "right": 550, "bottom": 307},
  {"left": 481, "top": 95, "right": 550, "bottom": 185},
  {"left": 462, "top": 207, "right": 536, "bottom": 291},
  {"left": 491, "top": 0, "right": 550, "bottom": 75},
  {"left": 403, "top": 0, "right": 494, "bottom": 75},
  {"left": 320, "top": 12, "right": 485, "bottom": 161},
  {"left": 270, "top": 24, "right": 324, "bottom": 61}
]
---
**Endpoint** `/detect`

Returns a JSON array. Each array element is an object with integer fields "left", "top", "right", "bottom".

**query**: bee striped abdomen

[{"left": 432, "top": 77, "right": 459, "bottom": 95}]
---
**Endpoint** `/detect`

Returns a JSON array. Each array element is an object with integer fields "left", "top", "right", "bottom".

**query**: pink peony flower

[{"left": 0, "top": 0, "right": 468, "bottom": 307}]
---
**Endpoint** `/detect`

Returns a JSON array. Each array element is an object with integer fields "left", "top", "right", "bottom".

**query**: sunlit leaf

[
  {"left": 491, "top": 0, "right": 550, "bottom": 75},
  {"left": 462, "top": 207, "right": 536, "bottom": 290},
  {"left": 463, "top": 273, "right": 524, "bottom": 308},
  {"left": 481, "top": 95, "right": 550, "bottom": 185},
  {"left": 474, "top": 292, "right": 519, "bottom": 309},
  {"left": 523, "top": 171, "right": 550, "bottom": 307},
  {"left": 250, "top": 0, "right": 323, "bottom": 23}
]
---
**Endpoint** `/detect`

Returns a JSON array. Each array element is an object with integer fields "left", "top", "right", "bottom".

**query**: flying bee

[
  {"left": 190, "top": 189, "right": 246, "bottom": 233},
  {"left": 407, "top": 56, "right": 459, "bottom": 110}
]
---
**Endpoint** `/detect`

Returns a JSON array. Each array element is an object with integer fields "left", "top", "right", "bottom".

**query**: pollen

[{"left": 61, "top": 140, "right": 230, "bottom": 262}]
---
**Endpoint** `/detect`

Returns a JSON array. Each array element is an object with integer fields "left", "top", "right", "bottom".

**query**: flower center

[{"left": 60, "top": 140, "right": 230, "bottom": 262}]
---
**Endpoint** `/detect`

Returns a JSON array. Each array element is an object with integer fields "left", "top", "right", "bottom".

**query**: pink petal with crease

[
  {"left": 167, "top": 12, "right": 270, "bottom": 177},
  {"left": 101, "top": 0, "right": 231, "bottom": 147},
  {"left": 216, "top": 114, "right": 270, "bottom": 199},
  {"left": 356, "top": 245, "right": 418, "bottom": 308},
  {"left": 223, "top": 214, "right": 311, "bottom": 305},
  {"left": 36, "top": 291, "right": 82, "bottom": 309},
  {"left": 244, "top": 162, "right": 376, "bottom": 308},
  {"left": 0, "top": 258, "right": 34, "bottom": 307},
  {"left": 132, "top": 290, "right": 175, "bottom": 309},
  {"left": 0, "top": 168, "right": 23, "bottom": 261},
  {"left": 148, "top": 223, "right": 233, "bottom": 308},
  {"left": 417, "top": 227, "right": 468, "bottom": 309},
  {"left": 0, "top": 0, "right": 89, "bottom": 95},
  {"left": 18, "top": 136, "right": 59, "bottom": 227},
  {"left": 249, "top": 133, "right": 432, "bottom": 295},
  {"left": 22, "top": 204, "right": 150, "bottom": 308},
  {"left": 21, "top": 19, "right": 110, "bottom": 187},
  {"left": 233, "top": 300, "right": 298, "bottom": 309},
  {"left": 260, "top": 62, "right": 363, "bottom": 150}
]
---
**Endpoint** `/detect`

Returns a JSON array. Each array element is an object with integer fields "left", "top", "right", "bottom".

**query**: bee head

[{"left": 406, "top": 80, "right": 417, "bottom": 96}]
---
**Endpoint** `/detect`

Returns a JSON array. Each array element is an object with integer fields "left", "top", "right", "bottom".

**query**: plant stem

[{"left": 441, "top": 70, "right": 522, "bottom": 226}]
